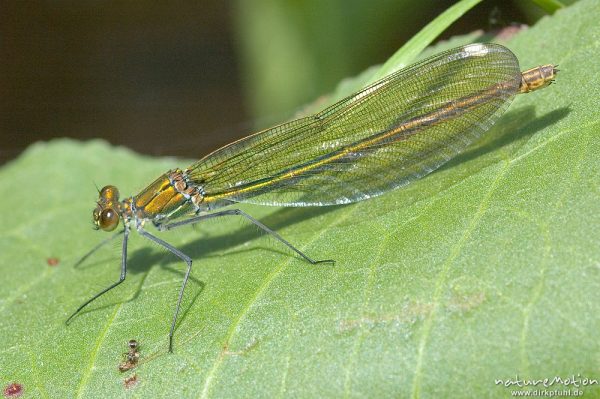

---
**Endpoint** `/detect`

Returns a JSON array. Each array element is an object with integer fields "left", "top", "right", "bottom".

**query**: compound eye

[
  {"left": 99, "top": 208, "right": 120, "bottom": 231},
  {"left": 92, "top": 207, "right": 101, "bottom": 230},
  {"left": 100, "top": 185, "right": 120, "bottom": 201}
]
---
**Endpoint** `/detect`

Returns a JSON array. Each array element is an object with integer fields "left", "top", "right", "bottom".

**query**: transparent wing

[{"left": 187, "top": 43, "right": 521, "bottom": 207}]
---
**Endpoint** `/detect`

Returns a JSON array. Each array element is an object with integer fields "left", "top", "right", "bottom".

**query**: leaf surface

[{"left": 1, "top": 1, "right": 599, "bottom": 397}]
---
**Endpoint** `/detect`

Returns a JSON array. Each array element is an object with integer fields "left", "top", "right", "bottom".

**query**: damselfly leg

[{"left": 67, "top": 210, "right": 333, "bottom": 352}]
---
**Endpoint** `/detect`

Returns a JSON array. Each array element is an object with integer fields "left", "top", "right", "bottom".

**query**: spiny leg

[
  {"left": 66, "top": 228, "right": 130, "bottom": 324},
  {"left": 74, "top": 229, "right": 125, "bottom": 267},
  {"left": 148, "top": 209, "right": 333, "bottom": 352},
  {"left": 159, "top": 208, "right": 334, "bottom": 265},
  {"left": 138, "top": 229, "right": 193, "bottom": 353}
]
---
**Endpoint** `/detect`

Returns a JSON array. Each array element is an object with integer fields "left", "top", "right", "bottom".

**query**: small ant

[{"left": 118, "top": 339, "right": 140, "bottom": 372}]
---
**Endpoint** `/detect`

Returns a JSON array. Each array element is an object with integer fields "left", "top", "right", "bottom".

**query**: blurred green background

[{"left": 0, "top": 0, "right": 569, "bottom": 165}]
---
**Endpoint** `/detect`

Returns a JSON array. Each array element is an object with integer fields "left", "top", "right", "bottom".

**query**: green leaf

[
  {"left": 529, "top": 0, "right": 567, "bottom": 14},
  {"left": 301, "top": 0, "right": 483, "bottom": 114},
  {"left": 368, "top": 0, "right": 483, "bottom": 82},
  {"left": 234, "top": 0, "right": 484, "bottom": 121},
  {"left": 1, "top": 1, "right": 599, "bottom": 397}
]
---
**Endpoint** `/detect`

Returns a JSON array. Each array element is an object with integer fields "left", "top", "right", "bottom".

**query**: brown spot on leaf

[
  {"left": 124, "top": 374, "right": 138, "bottom": 389},
  {"left": 3, "top": 383, "right": 23, "bottom": 398},
  {"left": 223, "top": 338, "right": 259, "bottom": 356},
  {"left": 338, "top": 301, "right": 434, "bottom": 333},
  {"left": 447, "top": 291, "right": 486, "bottom": 313},
  {"left": 47, "top": 257, "right": 60, "bottom": 266}
]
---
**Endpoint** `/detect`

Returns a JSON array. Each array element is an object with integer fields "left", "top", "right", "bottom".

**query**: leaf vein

[
  {"left": 199, "top": 209, "right": 355, "bottom": 399},
  {"left": 410, "top": 160, "right": 511, "bottom": 398}
]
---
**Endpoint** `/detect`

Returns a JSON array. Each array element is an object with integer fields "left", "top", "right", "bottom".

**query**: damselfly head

[{"left": 92, "top": 185, "right": 121, "bottom": 231}]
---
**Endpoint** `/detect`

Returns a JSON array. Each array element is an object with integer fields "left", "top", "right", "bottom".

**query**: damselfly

[{"left": 66, "top": 43, "right": 557, "bottom": 352}]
